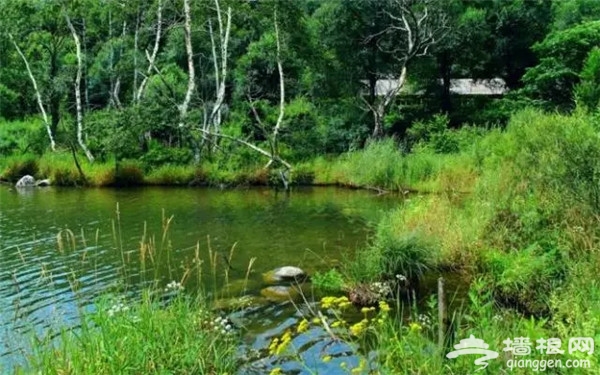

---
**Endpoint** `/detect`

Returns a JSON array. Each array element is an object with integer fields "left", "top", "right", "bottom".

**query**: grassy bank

[{"left": 328, "top": 109, "right": 600, "bottom": 373}]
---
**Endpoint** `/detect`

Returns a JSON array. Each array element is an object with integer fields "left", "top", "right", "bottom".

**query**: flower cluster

[
  {"left": 379, "top": 301, "right": 391, "bottom": 313},
  {"left": 207, "top": 316, "right": 235, "bottom": 335},
  {"left": 416, "top": 313, "right": 431, "bottom": 328},
  {"left": 320, "top": 296, "right": 352, "bottom": 310},
  {"left": 296, "top": 318, "right": 310, "bottom": 334},
  {"left": 349, "top": 319, "right": 369, "bottom": 336},
  {"left": 268, "top": 329, "right": 293, "bottom": 355},
  {"left": 370, "top": 281, "right": 392, "bottom": 299},
  {"left": 164, "top": 280, "right": 184, "bottom": 293},
  {"left": 107, "top": 301, "right": 129, "bottom": 317}
]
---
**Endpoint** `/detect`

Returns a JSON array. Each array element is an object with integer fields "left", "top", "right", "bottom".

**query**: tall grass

[
  {"left": 26, "top": 294, "right": 239, "bottom": 374},
  {"left": 306, "top": 138, "right": 480, "bottom": 193}
]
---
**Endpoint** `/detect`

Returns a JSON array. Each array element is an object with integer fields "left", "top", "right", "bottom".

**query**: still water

[{"left": 0, "top": 186, "right": 397, "bottom": 371}]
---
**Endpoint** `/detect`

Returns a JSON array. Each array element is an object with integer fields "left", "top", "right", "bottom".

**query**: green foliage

[
  {"left": 312, "top": 269, "right": 345, "bottom": 293},
  {"left": 575, "top": 47, "right": 600, "bottom": 111},
  {"left": 0, "top": 119, "right": 47, "bottom": 155},
  {"left": 145, "top": 164, "right": 196, "bottom": 186},
  {"left": 0, "top": 154, "right": 38, "bottom": 181},
  {"left": 140, "top": 142, "right": 194, "bottom": 170},
  {"left": 522, "top": 21, "right": 600, "bottom": 111},
  {"left": 482, "top": 245, "right": 559, "bottom": 314}
]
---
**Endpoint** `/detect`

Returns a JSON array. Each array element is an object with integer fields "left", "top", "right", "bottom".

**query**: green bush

[
  {"left": 312, "top": 269, "right": 345, "bottom": 293},
  {"left": 140, "top": 142, "right": 194, "bottom": 170},
  {"left": 482, "top": 245, "right": 560, "bottom": 314}
]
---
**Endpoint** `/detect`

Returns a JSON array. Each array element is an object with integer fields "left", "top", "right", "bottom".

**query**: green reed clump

[
  {"left": 27, "top": 292, "right": 239, "bottom": 374},
  {"left": 0, "top": 154, "right": 39, "bottom": 181},
  {"left": 113, "top": 161, "right": 145, "bottom": 186},
  {"left": 145, "top": 164, "right": 196, "bottom": 185},
  {"left": 347, "top": 209, "right": 438, "bottom": 284}
]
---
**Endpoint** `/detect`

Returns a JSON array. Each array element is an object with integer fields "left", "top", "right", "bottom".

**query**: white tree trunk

[
  {"left": 179, "top": 0, "right": 195, "bottom": 126},
  {"left": 136, "top": 0, "right": 162, "bottom": 102},
  {"left": 9, "top": 34, "right": 56, "bottom": 151},
  {"left": 66, "top": 14, "right": 94, "bottom": 162},
  {"left": 133, "top": 6, "right": 141, "bottom": 103},
  {"left": 208, "top": 0, "right": 232, "bottom": 133}
]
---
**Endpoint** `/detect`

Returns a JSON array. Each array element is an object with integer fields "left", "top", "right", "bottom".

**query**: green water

[{"left": 0, "top": 186, "right": 397, "bottom": 370}]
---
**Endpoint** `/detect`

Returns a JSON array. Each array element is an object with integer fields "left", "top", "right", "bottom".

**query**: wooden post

[{"left": 438, "top": 277, "right": 446, "bottom": 349}]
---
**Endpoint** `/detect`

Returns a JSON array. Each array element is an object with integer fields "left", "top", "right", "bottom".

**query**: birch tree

[
  {"left": 201, "top": 11, "right": 292, "bottom": 188},
  {"left": 65, "top": 12, "right": 95, "bottom": 162},
  {"left": 179, "top": 0, "right": 195, "bottom": 127},
  {"left": 9, "top": 34, "right": 57, "bottom": 151},
  {"left": 136, "top": 0, "right": 162, "bottom": 103},
  {"left": 206, "top": 0, "right": 232, "bottom": 134}
]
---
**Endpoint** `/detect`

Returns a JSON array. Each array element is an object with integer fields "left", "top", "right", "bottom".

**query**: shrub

[
  {"left": 146, "top": 164, "right": 196, "bottom": 185},
  {"left": 312, "top": 269, "right": 345, "bottom": 293},
  {"left": 140, "top": 143, "right": 194, "bottom": 170},
  {"left": 481, "top": 245, "right": 560, "bottom": 314},
  {"left": 1, "top": 155, "right": 39, "bottom": 181},
  {"left": 113, "top": 161, "right": 145, "bottom": 187}
]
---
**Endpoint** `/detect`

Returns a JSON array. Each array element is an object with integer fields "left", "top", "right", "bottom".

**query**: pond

[{"left": 0, "top": 186, "right": 399, "bottom": 371}]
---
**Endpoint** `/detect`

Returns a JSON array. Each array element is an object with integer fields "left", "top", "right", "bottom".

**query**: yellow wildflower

[
  {"left": 268, "top": 337, "right": 280, "bottom": 355},
  {"left": 331, "top": 321, "right": 342, "bottom": 328},
  {"left": 269, "top": 368, "right": 282, "bottom": 375},
  {"left": 323, "top": 355, "right": 332, "bottom": 363},
  {"left": 360, "top": 306, "right": 375, "bottom": 314},
  {"left": 339, "top": 301, "right": 352, "bottom": 309},
  {"left": 349, "top": 319, "right": 368, "bottom": 336},
  {"left": 378, "top": 301, "right": 391, "bottom": 313},
  {"left": 321, "top": 296, "right": 336, "bottom": 309},
  {"left": 312, "top": 317, "right": 321, "bottom": 324},
  {"left": 409, "top": 322, "right": 422, "bottom": 332},
  {"left": 297, "top": 319, "right": 310, "bottom": 333}
]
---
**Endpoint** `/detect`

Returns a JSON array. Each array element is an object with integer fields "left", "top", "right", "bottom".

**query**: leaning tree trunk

[
  {"left": 66, "top": 13, "right": 94, "bottom": 162},
  {"left": 9, "top": 34, "right": 56, "bottom": 151}
]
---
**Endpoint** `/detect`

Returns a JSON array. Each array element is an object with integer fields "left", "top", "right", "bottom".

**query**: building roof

[{"left": 365, "top": 78, "right": 508, "bottom": 96}]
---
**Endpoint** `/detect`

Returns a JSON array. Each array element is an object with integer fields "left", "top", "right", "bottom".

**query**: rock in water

[
  {"left": 15, "top": 175, "right": 36, "bottom": 188},
  {"left": 35, "top": 179, "right": 51, "bottom": 187},
  {"left": 260, "top": 286, "right": 301, "bottom": 302},
  {"left": 263, "top": 266, "right": 307, "bottom": 284}
]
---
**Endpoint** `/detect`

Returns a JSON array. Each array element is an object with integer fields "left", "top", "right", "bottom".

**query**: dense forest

[{"left": 1, "top": 0, "right": 599, "bottom": 185}]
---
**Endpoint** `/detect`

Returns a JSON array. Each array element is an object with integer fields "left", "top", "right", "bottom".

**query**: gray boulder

[
  {"left": 263, "top": 266, "right": 308, "bottom": 284},
  {"left": 35, "top": 179, "right": 51, "bottom": 187},
  {"left": 15, "top": 175, "right": 36, "bottom": 188}
]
